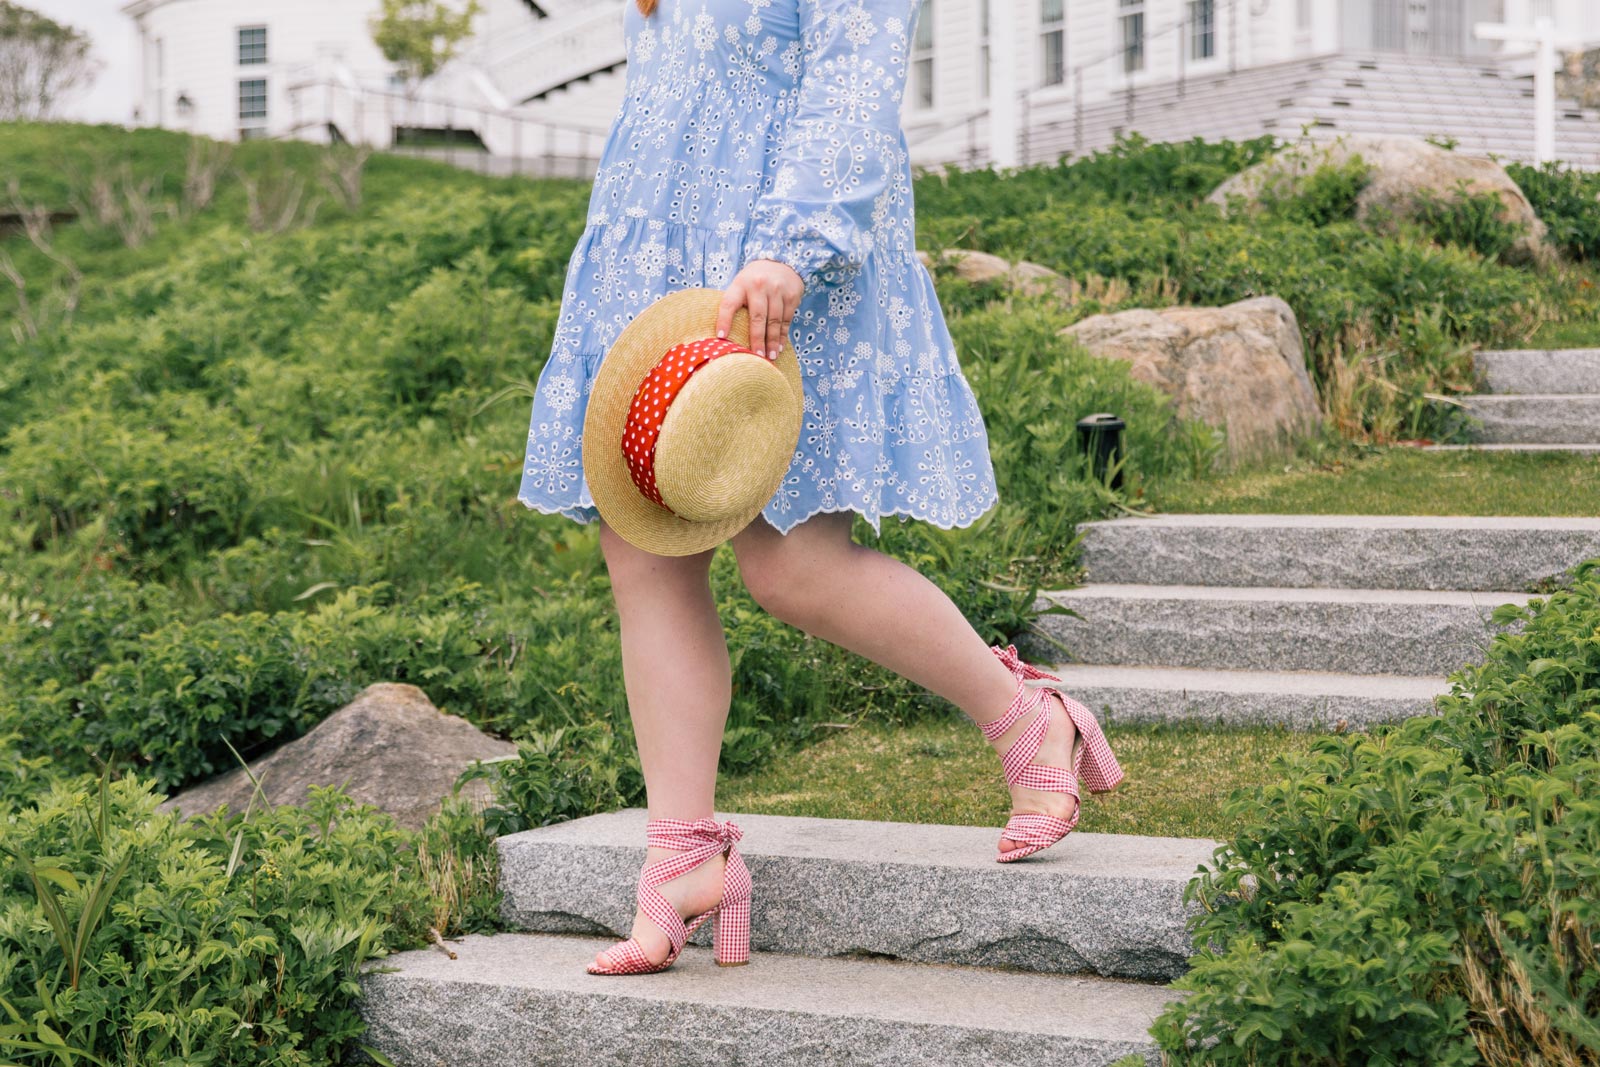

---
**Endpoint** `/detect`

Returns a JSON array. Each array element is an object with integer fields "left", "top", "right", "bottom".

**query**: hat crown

[{"left": 653, "top": 354, "right": 795, "bottom": 522}]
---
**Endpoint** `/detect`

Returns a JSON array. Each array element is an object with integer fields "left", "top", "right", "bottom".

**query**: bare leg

[
  {"left": 730, "top": 512, "right": 1080, "bottom": 852},
  {"left": 591, "top": 520, "right": 733, "bottom": 970}
]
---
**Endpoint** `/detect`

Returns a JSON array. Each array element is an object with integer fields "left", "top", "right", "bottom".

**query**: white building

[{"left": 122, "top": 0, "right": 1600, "bottom": 170}]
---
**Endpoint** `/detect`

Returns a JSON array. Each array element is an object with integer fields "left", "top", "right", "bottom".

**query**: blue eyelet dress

[{"left": 517, "top": 0, "right": 999, "bottom": 535}]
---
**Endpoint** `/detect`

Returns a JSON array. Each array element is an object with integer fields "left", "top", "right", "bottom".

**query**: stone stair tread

[
  {"left": 498, "top": 810, "right": 1215, "bottom": 981},
  {"left": 1082, "top": 513, "right": 1600, "bottom": 531},
  {"left": 1471, "top": 348, "right": 1600, "bottom": 396},
  {"left": 1043, "top": 663, "right": 1449, "bottom": 699},
  {"left": 1076, "top": 514, "right": 1600, "bottom": 591},
  {"left": 1045, "top": 583, "right": 1530, "bottom": 606},
  {"left": 1423, "top": 443, "right": 1600, "bottom": 451},
  {"left": 503, "top": 808, "right": 1215, "bottom": 879},
  {"left": 1463, "top": 392, "right": 1600, "bottom": 402},
  {"left": 358, "top": 931, "right": 1175, "bottom": 1066}
]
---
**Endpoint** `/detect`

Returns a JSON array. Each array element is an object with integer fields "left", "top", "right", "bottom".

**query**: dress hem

[{"left": 514, "top": 488, "right": 1001, "bottom": 538}]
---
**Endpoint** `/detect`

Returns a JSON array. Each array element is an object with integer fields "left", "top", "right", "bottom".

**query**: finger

[
  {"left": 747, "top": 289, "right": 770, "bottom": 360},
  {"left": 767, "top": 292, "right": 785, "bottom": 359},
  {"left": 716, "top": 281, "right": 743, "bottom": 340},
  {"left": 776, "top": 295, "right": 793, "bottom": 356}
]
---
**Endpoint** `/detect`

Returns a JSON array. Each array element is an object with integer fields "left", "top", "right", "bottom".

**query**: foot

[
  {"left": 989, "top": 689, "right": 1080, "bottom": 856},
  {"left": 591, "top": 846, "right": 728, "bottom": 971}
]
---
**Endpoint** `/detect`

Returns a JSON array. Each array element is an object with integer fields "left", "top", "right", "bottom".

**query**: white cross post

[{"left": 1474, "top": 15, "right": 1586, "bottom": 164}]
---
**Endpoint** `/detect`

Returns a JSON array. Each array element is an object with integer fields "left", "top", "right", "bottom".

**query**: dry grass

[{"left": 717, "top": 715, "right": 1318, "bottom": 841}]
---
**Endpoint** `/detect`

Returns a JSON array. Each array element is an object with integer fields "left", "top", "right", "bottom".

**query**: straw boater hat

[{"left": 582, "top": 287, "right": 804, "bottom": 557}]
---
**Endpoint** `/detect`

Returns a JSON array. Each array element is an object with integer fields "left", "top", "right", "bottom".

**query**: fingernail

[{"left": 717, "top": 330, "right": 726, "bottom": 338}]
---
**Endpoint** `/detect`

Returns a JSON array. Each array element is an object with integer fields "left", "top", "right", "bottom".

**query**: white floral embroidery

[{"left": 518, "top": 0, "right": 997, "bottom": 535}]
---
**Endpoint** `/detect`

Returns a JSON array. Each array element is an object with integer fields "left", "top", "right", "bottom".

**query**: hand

[{"left": 715, "top": 259, "right": 804, "bottom": 360}]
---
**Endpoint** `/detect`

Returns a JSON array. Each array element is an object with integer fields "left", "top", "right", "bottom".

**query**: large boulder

[
  {"left": 158, "top": 683, "right": 517, "bottom": 831},
  {"left": 1207, "top": 134, "right": 1551, "bottom": 266},
  {"left": 1061, "top": 295, "right": 1321, "bottom": 461}
]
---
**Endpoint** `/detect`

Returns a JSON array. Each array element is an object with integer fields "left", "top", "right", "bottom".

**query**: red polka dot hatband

[{"left": 582, "top": 287, "right": 803, "bottom": 556}]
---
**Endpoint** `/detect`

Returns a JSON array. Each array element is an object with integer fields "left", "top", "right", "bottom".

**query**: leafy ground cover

[
  {"left": 1149, "top": 444, "right": 1600, "bottom": 519},
  {"left": 717, "top": 716, "right": 1317, "bottom": 840}
]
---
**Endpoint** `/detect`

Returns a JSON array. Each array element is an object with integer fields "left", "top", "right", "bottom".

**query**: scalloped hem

[{"left": 514, "top": 488, "right": 1001, "bottom": 538}]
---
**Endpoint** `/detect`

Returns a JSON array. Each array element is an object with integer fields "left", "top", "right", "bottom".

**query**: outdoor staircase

[
  {"left": 1000, "top": 51, "right": 1600, "bottom": 169},
  {"left": 479, "top": 0, "right": 628, "bottom": 105},
  {"left": 357, "top": 811, "right": 1215, "bottom": 1064},
  {"left": 1430, "top": 347, "right": 1600, "bottom": 451},
  {"left": 1028, "top": 511, "right": 1600, "bottom": 729}
]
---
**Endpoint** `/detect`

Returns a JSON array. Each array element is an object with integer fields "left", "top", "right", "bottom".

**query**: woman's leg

[
  {"left": 591, "top": 520, "right": 733, "bottom": 970},
  {"left": 729, "top": 511, "right": 1079, "bottom": 851}
]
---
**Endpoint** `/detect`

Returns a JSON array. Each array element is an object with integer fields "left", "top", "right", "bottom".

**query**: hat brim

[{"left": 582, "top": 287, "right": 803, "bottom": 557}]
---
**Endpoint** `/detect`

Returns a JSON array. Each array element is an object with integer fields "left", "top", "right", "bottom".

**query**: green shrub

[
  {"left": 1155, "top": 558, "right": 1600, "bottom": 1066},
  {"left": 0, "top": 769, "right": 452, "bottom": 1067},
  {"left": 1255, "top": 157, "right": 1372, "bottom": 227},
  {"left": 1410, "top": 182, "right": 1530, "bottom": 263},
  {"left": 1507, "top": 160, "right": 1600, "bottom": 262}
]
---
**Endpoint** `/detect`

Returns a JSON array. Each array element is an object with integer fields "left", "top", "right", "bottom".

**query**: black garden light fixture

[{"left": 1076, "top": 412, "right": 1125, "bottom": 490}]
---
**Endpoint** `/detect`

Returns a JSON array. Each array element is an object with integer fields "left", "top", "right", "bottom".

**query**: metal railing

[{"left": 282, "top": 75, "right": 612, "bottom": 179}]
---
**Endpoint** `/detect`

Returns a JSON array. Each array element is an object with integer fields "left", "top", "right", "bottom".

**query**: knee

[{"left": 735, "top": 544, "right": 817, "bottom": 626}]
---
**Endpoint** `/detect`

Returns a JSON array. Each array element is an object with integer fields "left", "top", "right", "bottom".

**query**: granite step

[
  {"left": 1044, "top": 663, "right": 1449, "bottom": 729},
  {"left": 357, "top": 931, "right": 1176, "bottom": 1067},
  {"left": 1421, "top": 443, "right": 1600, "bottom": 452},
  {"left": 1460, "top": 394, "right": 1600, "bottom": 444},
  {"left": 1078, "top": 514, "right": 1600, "bottom": 591},
  {"left": 496, "top": 809, "right": 1218, "bottom": 981},
  {"left": 1030, "top": 584, "right": 1530, "bottom": 676},
  {"left": 1473, "top": 348, "right": 1600, "bottom": 395}
]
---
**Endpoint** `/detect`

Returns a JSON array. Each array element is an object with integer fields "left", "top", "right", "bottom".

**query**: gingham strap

[
  {"left": 631, "top": 816, "right": 744, "bottom": 959},
  {"left": 993, "top": 644, "right": 1061, "bottom": 684},
  {"left": 979, "top": 683, "right": 1077, "bottom": 794}
]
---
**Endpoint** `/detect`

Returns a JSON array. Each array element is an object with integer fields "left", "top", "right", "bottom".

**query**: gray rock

[
  {"left": 496, "top": 809, "right": 1217, "bottom": 981},
  {"left": 1061, "top": 296, "right": 1322, "bottom": 462},
  {"left": 1460, "top": 394, "right": 1600, "bottom": 444},
  {"left": 1029, "top": 584, "right": 1530, "bottom": 676},
  {"left": 158, "top": 682, "right": 515, "bottom": 831},
  {"left": 1079, "top": 514, "right": 1600, "bottom": 591},
  {"left": 1207, "top": 134, "right": 1553, "bottom": 266},
  {"left": 1473, "top": 348, "right": 1600, "bottom": 396},
  {"left": 356, "top": 931, "right": 1176, "bottom": 1067},
  {"left": 1044, "top": 663, "right": 1447, "bottom": 729}
]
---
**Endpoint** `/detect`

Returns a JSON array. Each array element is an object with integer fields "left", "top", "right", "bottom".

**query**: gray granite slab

[
  {"left": 1460, "top": 394, "right": 1600, "bottom": 444},
  {"left": 1044, "top": 663, "right": 1448, "bottom": 728},
  {"left": 1079, "top": 514, "right": 1600, "bottom": 591},
  {"left": 1474, "top": 348, "right": 1600, "bottom": 395},
  {"left": 1030, "top": 584, "right": 1529, "bottom": 676},
  {"left": 496, "top": 809, "right": 1219, "bottom": 981},
  {"left": 356, "top": 931, "right": 1175, "bottom": 1067}
]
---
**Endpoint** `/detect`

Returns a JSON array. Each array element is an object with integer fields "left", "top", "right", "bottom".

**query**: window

[
  {"left": 912, "top": 0, "right": 934, "bottom": 108},
  {"left": 238, "top": 77, "right": 267, "bottom": 136},
  {"left": 980, "top": 0, "right": 990, "bottom": 98},
  {"left": 1120, "top": 0, "right": 1145, "bottom": 74},
  {"left": 1189, "top": 0, "right": 1215, "bottom": 60},
  {"left": 1040, "top": 0, "right": 1065, "bottom": 86},
  {"left": 238, "top": 25, "right": 267, "bottom": 65}
]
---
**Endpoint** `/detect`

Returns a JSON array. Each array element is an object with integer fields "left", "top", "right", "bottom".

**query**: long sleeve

[{"left": 741, "top": 0, "right": 918, "bottom": 293}]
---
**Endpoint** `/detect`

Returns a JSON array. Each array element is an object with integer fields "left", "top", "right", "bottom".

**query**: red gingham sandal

[
  {"left": 983, "top": 644, "right": 1125, "bottom": 863},
  {"left": 585, "top": 815, "right": 753, "bottom": 975}
]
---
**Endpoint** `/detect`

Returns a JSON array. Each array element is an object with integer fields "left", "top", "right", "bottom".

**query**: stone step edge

[
  {"left": 1040, "top": 664, "right": 1447, "bottom": 730},
  {"left": 495, "top": 810, "right": 1219, "bottom": 982},
  {"left": 357, "top": 931, "right": 1175, "bottom": 1067},
  {"left": 1041, "top": 583, "right": 1531, "bottom": 605},
  {"left": 1078, "top": 513, "right": 1600, "bottom": 531}
]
